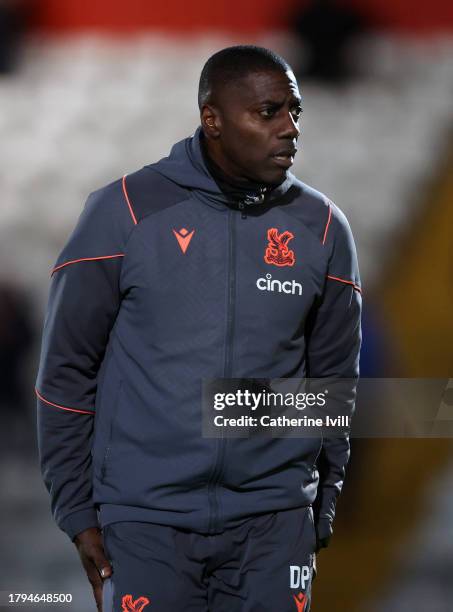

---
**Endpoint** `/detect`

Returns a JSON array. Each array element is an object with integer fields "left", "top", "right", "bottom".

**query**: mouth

[{"left": 271, "top": 148, "right": 297, "bottom": 169}]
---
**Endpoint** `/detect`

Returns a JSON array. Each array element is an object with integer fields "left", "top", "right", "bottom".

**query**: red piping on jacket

[
  {"left": 327, "top": 274, "right": 362, "bottom": 294},
  {"left": 51, "top": 254, "right": 124, "bottom": 276},
  {"left": 35, "top": 388, "right": 94, "bottom": 415},
  {"left": 122, "top": 174, "right": 138, "bottom": 225},
  {"left": 322, "top": 203, "right": 332, "bottom": 245}
]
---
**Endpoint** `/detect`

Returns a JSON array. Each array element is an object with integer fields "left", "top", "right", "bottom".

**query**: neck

[{"left": 200, "top": 132, "right": 280, "bottom": 193}]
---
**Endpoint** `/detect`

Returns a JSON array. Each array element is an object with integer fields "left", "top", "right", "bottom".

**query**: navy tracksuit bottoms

[{"left": 102, "top": 505, "right": 317, "bottom": 612}]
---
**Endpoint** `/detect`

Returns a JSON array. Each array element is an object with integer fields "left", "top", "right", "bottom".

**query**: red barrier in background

[{"left": 32, "top": 0, "right": 453, "bottom": 34}]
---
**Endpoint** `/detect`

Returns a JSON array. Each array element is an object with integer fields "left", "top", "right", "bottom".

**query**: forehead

[{"left": 221, "top": 70, "right": 300, "bottom": 107}]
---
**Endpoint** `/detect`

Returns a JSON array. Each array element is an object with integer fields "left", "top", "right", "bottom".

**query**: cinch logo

[
  {"left": 256, "top": 273, "right": 302, "bottom": 296},
  {"left": 264, "top": 228, "right": 295, "bottom": 267},
  {"left": 121, "top": 594, "right": 150, "bottom": 611}
]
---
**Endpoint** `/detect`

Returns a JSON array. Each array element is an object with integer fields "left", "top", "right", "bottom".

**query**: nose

[{"left": 279, "top": 111, "right": 300, "bottom": 140}]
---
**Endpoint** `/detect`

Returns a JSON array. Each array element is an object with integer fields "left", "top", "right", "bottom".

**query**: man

[{"left": 36, "top": 45, "right": 362, "bottom": 611}]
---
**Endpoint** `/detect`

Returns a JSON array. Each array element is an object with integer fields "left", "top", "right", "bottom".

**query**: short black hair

[{"left": 198, "top": 45, "right": 292, "bottom": 110}]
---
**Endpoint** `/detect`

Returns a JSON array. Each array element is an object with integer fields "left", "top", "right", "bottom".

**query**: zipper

[
  {"left": 207, "top": 208, "right": 237, "bottom": 534},
  {"left": 224, "top": 208, "right": 237, "bottom": 379},
  {"left": 237, "top": 187, "right": 267, "bottom": 219}
]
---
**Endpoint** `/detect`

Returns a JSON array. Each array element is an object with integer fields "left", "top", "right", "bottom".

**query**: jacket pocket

[{"left": 100, "top": 380, "right": 123, "bottom": 482}]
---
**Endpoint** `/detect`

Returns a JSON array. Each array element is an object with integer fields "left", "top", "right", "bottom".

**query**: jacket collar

[{"left": 186, "top": 126, "right": 295, "bottom": 211}]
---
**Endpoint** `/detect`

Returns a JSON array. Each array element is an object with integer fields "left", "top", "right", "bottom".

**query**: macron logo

[
  {"left": 173, "top": 227, "right": 195, "bottom": 254},
  {"left": 256, "top": 273, "right": 302, "bottom": 296}
]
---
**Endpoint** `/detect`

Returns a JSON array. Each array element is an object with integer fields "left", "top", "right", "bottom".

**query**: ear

[{"left": 201, "top": 104, "right": 221, "bottom": 138}]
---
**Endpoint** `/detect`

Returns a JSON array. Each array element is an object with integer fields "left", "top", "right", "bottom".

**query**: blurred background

[{"left": 0, "top": 0, "right": 452, "bottom": 610}]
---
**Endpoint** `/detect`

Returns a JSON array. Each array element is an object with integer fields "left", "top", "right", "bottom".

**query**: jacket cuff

[
  {"left": 59, "top": 508, "right": 100, "bottom": 541},
  {"left": 315, "top": 517, "right": 333, "bottom": 542}
]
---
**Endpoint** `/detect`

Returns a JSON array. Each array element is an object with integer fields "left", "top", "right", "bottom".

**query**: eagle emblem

[{"left": 264, "top": 228, "right": 295, "bottom": 267}]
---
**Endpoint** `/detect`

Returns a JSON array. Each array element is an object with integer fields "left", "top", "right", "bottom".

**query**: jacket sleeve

[
  {"left": 35, "top": 179, "right": 134, "bottom": 541},
  {"left": 305, "top": 202, "right": 362, "bottom": 545}
]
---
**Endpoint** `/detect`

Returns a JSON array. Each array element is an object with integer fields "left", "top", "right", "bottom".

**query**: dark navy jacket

[{"left": 36, "top": 126, "right": 362, "bottom": 543}]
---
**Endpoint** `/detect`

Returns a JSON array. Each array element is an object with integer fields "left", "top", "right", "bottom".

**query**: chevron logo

[{"left": 173, "top": 227, "right": 195, "bottom": 254}]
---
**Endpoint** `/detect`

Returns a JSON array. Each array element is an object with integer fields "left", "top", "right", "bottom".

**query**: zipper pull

[{"left": 238, "top": 201, "right": 247, "bottom": 219}]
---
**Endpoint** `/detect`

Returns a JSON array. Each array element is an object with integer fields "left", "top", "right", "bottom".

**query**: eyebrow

[{"left": 256, "top": 97, "right": 303, "bottom": 107}]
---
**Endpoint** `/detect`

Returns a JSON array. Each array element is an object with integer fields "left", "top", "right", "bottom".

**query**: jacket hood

[{"left": 145, "top": 126, "right": 295, "bottom": 209}]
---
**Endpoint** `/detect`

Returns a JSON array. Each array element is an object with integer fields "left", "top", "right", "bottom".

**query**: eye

[
  {"left": 259, "top": 107, "right": 277, "bottom": 119},
  {"left": 291, "top": 106, "right": 303, "bottom": 119}
]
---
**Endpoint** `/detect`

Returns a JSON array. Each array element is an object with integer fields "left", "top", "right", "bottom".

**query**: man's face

[{"left": 204, "top": 69, "right": 302, "bottom": 185}]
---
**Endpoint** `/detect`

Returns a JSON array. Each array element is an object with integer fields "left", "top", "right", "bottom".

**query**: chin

[
  {"left": 244, "top": 163, "right": 287, "bottom": 186},
  {"left": 261, "top": 168, "right": 288, "bottom": 186}
]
